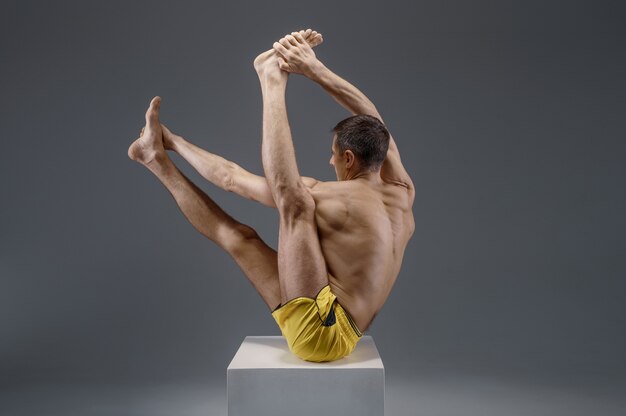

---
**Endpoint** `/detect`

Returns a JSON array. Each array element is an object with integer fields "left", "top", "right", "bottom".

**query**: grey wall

[{"left": 1, "top": 0, "right": 625, "bottom": 386}]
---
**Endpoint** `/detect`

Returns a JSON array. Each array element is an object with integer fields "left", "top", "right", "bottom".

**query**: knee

[{"left": 223, "top": 223, "right": 260, "bottom": 253}]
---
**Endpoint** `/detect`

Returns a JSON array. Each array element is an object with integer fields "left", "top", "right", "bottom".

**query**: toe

[
  {"left": 145, "top": 96, "right": 161, "bottom": 127},
  {"left": 150, "top": 96, "right": 161, "bottom": 110},
  {"left": 306, "top": 31, "right": 322, "bottom": 47}
]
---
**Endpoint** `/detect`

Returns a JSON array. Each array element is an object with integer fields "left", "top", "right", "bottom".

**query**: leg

[
  {"left": 128, "top": 97, "right": 281, "bottom": 310},
  {"left": 147, "top": 158, "right": 281, "bottom": 310},
  {"left": 254, "top": 49, "right": 329, "bottom": 304}
]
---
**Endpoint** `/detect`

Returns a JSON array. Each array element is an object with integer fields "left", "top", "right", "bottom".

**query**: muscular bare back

[
  {"left": 260, "top": 30, "right": 416, "bottom": 333},
  {"left": 310, "top": 175, "right": 415, "bottom": 332}
]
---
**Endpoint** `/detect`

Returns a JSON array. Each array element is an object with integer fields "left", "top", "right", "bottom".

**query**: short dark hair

[{"left": 331, "top": 114, "right": 390, "bottom": 171}]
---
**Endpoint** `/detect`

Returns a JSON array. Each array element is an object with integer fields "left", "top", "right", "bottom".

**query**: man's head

[{"left": 329, "top": 114, "right": 390, "bottom": 180}]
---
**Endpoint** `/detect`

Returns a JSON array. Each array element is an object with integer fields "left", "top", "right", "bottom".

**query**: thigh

[{"left": 277, "top": 215, "right": 330, "bottom": 304}]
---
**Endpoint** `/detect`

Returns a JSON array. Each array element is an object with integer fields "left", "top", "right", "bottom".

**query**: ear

[{"left": 344, "top": 150, "right": 355, "bottom": 169}]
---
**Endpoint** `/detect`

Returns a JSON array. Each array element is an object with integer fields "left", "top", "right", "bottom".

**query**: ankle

[
  {"left": 261, "top": 74, "right": 288, "bottom": 93},
  {"left": 144, "top": 150, "right": 171, "bottom": 171}
]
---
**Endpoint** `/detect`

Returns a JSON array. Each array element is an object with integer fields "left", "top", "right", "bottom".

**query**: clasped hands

[{"left": 272, "top": 29, "right": 323, "bottom": 78}]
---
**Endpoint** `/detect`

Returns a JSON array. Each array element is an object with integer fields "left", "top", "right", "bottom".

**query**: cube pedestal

[{"left": 227, "top": 336, "right": 384, "bottom": 416}]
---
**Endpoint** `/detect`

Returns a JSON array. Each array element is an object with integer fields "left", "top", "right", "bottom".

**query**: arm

[
  {"left": 275, "top": 35, "right": 381, "bottom": 121},
  {"left": 163, "top": 124, "right": 319, "bottom": 208},
  {"left": 307, "top": 61, "right": 380, "bottom": 121},
  {"left": 274, "top": 33, "right": 413, "bottom": 189},
  {"left": 228, "top": 165, "right": 320, "bottom": 208},
  {"left": 308, "top": 62, "right": 413, "bottom": 189}
]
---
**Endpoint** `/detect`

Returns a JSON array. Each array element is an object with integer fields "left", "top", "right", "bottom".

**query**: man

[{"left": 128, "top": 29, "right": 414, "bottom": 362}]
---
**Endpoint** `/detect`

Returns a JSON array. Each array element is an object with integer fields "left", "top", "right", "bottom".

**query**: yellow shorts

[{"left": 271, "top": 285, "right": 363, "bottom": 362}]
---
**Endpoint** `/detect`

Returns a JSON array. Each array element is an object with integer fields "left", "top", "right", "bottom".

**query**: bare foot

[
  {"left": 253, "top": 48, "right": 284, "bottom": 81},
  {"left": 253, "top": 28, "right": 323, "bottom": 78},
  {"left": 127, "top": 96, "right": 166, "bottom": 166}
]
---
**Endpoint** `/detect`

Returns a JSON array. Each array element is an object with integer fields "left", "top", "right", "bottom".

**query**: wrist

[
  {"left": 305, "top": 60, "right": 327, "bottom": 81},
  {"left": 168, "top": 134, "right": 187, "bottom": 153}
]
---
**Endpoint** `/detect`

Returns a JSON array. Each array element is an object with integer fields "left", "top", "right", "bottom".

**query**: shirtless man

[{"left": 128, "top": 29, "right": 414, "bottom": 362}]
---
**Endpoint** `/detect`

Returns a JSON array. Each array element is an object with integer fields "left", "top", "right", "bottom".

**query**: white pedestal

[{"left": 227, "top": 336, "right": 384, "bottom": 416}]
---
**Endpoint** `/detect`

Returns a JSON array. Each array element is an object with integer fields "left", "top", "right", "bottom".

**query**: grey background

[{"left": 1, "top": 0, "right": 625, "bottom": 414}]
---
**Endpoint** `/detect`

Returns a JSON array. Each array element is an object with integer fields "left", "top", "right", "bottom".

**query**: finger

[
  {"left": 273, "top": 42, "right": 289, "bottom": 56},
  {"left": 293, "top": 32, "right": 305, "bottom": 43},
  {"left": 291, "top": 31, "right": 306, "bottom": 43},
  {"left": 140, "top": 127, "right": 145, "bottom": 137},
  {"left": 277, "top": 56, "right": 290, "bottom": 71},
  {"left": 285, "top": 34, "right": 298, "bottom": 46},
  {"left": 278, "top": 37, "right": 292, "bottom": 49}
]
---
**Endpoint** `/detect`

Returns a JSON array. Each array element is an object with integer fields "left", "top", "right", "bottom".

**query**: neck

[{"left": 345, "top": 169, "right": 381, "bottom": 183}]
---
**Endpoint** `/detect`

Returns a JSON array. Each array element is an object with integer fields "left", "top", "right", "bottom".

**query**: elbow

[{"left": 223, "top": 163, "right": 237, "bottom": 193}]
